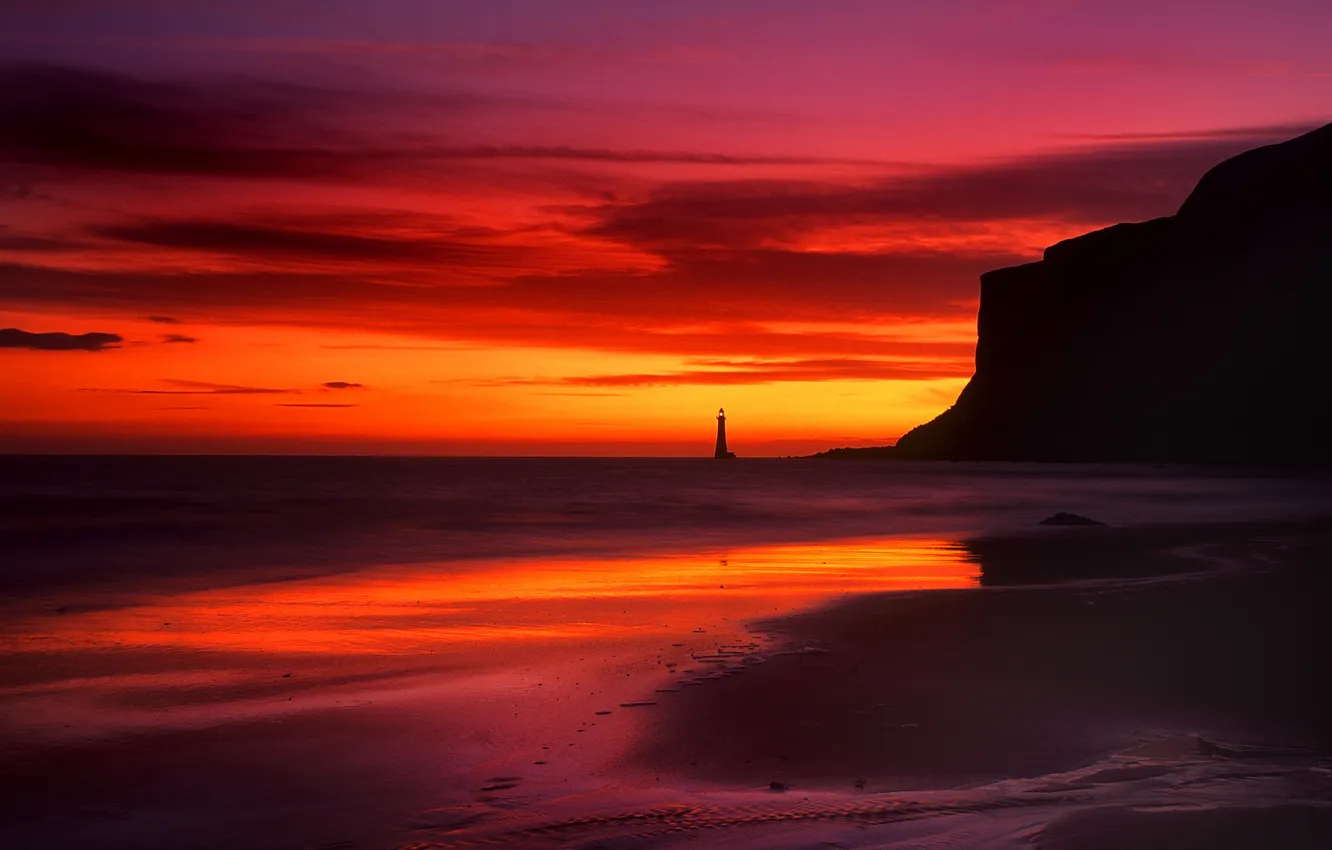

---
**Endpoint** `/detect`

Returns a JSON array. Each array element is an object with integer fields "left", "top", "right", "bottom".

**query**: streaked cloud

[
  {"left": 488, "top": 357, "right": 974, "bottom": 386},
  {"left": 277, "top": 403, "right": 358, "bottom": 408},
  {"left": 88, "top": 379, "right": 298, "bottom": 395}
]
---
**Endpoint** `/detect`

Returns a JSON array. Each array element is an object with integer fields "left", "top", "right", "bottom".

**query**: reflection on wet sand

[
  {"left": 0, "top": 536, "right": 979, "bottom": 849},
  {"left": 0, "top": 536, "right": 976, "bottom": 759},
  {"left": 4, "top": 527, "right": 1331, "bottom": 850},
  {"left": 3, "top": 536, "right": 976, "bottom": 659}
]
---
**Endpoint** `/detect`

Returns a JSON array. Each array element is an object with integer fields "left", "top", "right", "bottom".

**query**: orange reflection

[{"left": 9, "top": 537, "right": 976, "bottom": 657}]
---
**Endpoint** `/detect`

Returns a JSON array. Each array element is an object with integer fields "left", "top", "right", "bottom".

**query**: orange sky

[{"left": 2, "top": 2, "right": 1330, "bottom": 454}]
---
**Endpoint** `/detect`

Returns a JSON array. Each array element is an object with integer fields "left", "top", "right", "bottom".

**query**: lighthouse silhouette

[{"left": 714, "top": 408, "right": 736, "bottom": 459}]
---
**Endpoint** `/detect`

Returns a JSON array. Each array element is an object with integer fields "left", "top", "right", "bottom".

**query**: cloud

[
  {"left": 1, "top": 59, "right": 1310, "bottom": 210},
  {"left": 0, "top": 62, "right": 1318, "bottom": 363},
  {"left": 321, "top": 343, "right": 466, "bottom": 351},
  {"left": 485, "top": 249, "right": 1012, "bottom": 324},
  {"left": 1039, "top": 51, "right": 1332, "bottom": 79},
  {"left": 490, "top": 357, "right": 974, "bottom": 386},
  {"left": 160, "top": 380, "right": 294, "bottom": 394},
  {"left": 161, "top": 333, "right": 197, "bottom": 344},
  {"left": 0, "top": 327, "right": 122, "bottom": 351},
  {"left": 584, "top": 126, "right": 1313, "bottom": 253},
  {"left": 0, "top": 256, "right": 996, "bottom": 353},
  {"left": 0, "top": 28, "right": 726, "bottom": 69},
  {"left": 0, "top": 64, "right": 363, "bottom": 179},
  {"left": 373, "top": 145, "right": 878, "bottom": 166},
  {"left": 93, "top": 218, "right": 520, "bottom": 266},
  {"left": 0, "top": 232, "right": 76, "bottom": 252},
  {"left": 146, "top": 315, "right": 182, "bottom": 324},
  {"left": 277, "top": 403, "right": 358, "bottom": 408},
  {"left": 89, "top": 379, "right": 298, "bottom": 395},
  {"left": 322, "top": 381, "right": 364, "bottom": 389},
  {"left": 1050, "top": 123, "right": 1323, "bottom": 143},
  {"left": 0, "top": 63, "right": 868, "bottom": 185}
]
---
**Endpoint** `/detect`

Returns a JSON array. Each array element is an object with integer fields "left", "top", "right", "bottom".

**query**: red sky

[{"left": 2, "top": 0, "right": 1330, "bottom": 455}]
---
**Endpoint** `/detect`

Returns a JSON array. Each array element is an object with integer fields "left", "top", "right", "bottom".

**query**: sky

[{"left": 1, "top": 0, "right": 1330, "bottom": 455}]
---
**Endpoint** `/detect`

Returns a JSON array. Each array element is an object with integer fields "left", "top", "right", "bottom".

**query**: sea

[{"left": 5, "top": 456, "right": 1332, "bottom": 594}]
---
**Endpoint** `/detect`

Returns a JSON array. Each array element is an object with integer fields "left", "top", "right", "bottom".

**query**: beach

[
  {"left": 433, "top": 520, "right": 1332, "bottom": 849},
  {"left": 1, "top": 459, "right": 1330, "bottom": 849},
  {"left": 641, "top": 522, "right": 1332, "bottom": 789}
]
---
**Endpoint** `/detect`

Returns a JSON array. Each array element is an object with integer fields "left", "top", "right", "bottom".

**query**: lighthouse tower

[{"left": 714, "top": 408, "right": 736, "bottom": 459}]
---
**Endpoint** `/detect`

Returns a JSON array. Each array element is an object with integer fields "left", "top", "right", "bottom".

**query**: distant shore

[{"left": 806, "top": 445, "right": 899, "bottom": 459}]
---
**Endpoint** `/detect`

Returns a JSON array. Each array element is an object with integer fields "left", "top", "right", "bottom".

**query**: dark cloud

[
  {"left": 161, "top": 380, "right": 294, "bottom": 394},
  {"left": 0, "top": 327, "right": 121, "bottom": 351},
  {"left": 0, "top": 232, "right": 78, "bottom": 252},
  {"left": 401, "top": 145, "right": 882, "bottom": 166},
  {"left": 0, "top": 58, "right": 1309, "bottom": 217},
  {"left": 1052, "top": 123, "right": 1322, "bottom": 143},
  {"left": 0, "top": 262, "right": 391, "bottom": 316},
  {"left": 0, "top": 64, "right": 358, "bottom": 179},
  {"left": 321, "top": 343, "right": 466, "bottom": 351},
  {"left": 0, "top": 63, "right": 877, "bottom": 184},
  {"left": 277, "top": 403, "right": 358, "bottom": 408},
  {"left": 586, "top": 127, "right": 1312, "bottom": 251},
  {"left": 0, "top": 255, "right": 994, "bottom": 345},
  {"left": 1, "top": 100, "right": 1318, "bottom": 359},
  {"left": 491, "top": 357, "right": 973, "bottom": 386},
  {"left": 94, "top": 219, "right": 515, "bottom": 265},
  {"left": 146, "top": 315, "right": 182, "bottom": 324},
  {"left": 322, "top": 381, "right": 364, "bottom": 389},
  {"left": 161, "top": 333, "right": 197, "bottom": 344},
  {"left": 89, "top": 379, "right": 297, "bottom": 395},
  {"left": 485, "top": 249, "right": 1011, "bottom": 322}
]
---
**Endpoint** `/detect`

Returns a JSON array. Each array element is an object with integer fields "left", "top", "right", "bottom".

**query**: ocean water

[
  {"left": 4, "top": 456, "right": 1331, "bottom": 594},
  {"left": 2, "top": 457, "right": 1331, "bottom": 849}
]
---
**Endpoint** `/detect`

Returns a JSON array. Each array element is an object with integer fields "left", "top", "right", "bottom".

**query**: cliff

[{"left": 894, "top": 122, "right": 1332, "bottom": 463}]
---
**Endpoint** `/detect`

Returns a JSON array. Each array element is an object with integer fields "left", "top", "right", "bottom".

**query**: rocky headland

[{"left": 873, "top": 122, "right": 1332, "bottom": 463}]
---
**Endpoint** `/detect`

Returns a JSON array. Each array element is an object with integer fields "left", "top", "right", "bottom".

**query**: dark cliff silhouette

[{"left": 891, "top": 121, "right": 1332, "bottom": 463}]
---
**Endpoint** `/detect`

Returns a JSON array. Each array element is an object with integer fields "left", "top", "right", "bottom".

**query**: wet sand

[
  {"left": 638, "top": 522, "right": 1332, "bottom": 790},
  {"left": 3, "top": 519, "right": 1331, "bottom": 848},
  {"left": 524, "top": 521, "right": 1332, "bottom": 850},
  {"left": 0, "top": 535, "right": 977, "bottom": 849},
  {"left": 352, "top": 520, "right": 1332, "bottom": 849}
]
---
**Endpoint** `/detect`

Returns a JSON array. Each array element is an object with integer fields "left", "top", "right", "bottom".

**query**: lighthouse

[{"left": 714, "top": 408, "right": 736, "bottom": 459}]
